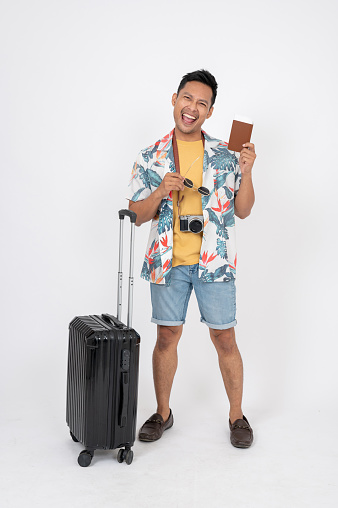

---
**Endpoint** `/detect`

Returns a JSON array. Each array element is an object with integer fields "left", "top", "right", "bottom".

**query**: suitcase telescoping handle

[
  {"left": 118, "top": 209, "right": 137, "bottom": 223},
  {"left": 117, "top": 209, "right": 137, "bottom": 328}
]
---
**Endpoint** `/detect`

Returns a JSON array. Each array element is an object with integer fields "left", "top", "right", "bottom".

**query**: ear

[
  {"left": 172, "top": 93, "right": 177, "bottom": 107},
  {"left": 206, "top": 106, "right": 214, "bottom": 120}
]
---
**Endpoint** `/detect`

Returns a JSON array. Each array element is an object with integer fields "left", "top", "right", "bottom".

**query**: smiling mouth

[{"left": 182, "top": 113, "right": 198, "bottom": 125}]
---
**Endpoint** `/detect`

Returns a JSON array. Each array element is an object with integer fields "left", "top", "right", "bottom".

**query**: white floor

[{"left": 1, "top": 403, "right": 337, "bottom": 508}]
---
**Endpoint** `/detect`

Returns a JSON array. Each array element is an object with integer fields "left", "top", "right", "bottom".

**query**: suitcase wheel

[
  {"left": 78, "top": 450, "right": 94, "bottom": 467},
  {"left": 125, "top": 450, "right": 133, "bottom": 465},
  {"left": 117, "top": 448, "right": 133, "bottom": 465}
]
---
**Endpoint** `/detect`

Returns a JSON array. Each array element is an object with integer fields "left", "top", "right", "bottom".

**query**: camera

[{"left": 179, "top": 215, "right": 204, "bottom": 234}]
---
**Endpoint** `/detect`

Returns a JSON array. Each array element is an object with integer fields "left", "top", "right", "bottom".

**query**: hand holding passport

[
  {"left": 228, "top": 115, "right": 256, "bottom": 175},
  {"left": 228, "top": 115, "right": 253, "bottom": 152}
]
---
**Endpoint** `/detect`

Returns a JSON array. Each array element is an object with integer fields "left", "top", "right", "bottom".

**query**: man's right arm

[{"left": 129, "top": 173, "right": 185, "bottom": 226}]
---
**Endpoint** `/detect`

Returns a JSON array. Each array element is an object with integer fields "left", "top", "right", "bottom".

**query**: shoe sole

[{"left": 231, "top": 441, "right": 253, "bottom": 448}]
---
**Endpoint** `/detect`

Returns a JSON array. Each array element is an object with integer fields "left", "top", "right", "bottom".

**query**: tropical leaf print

[
  {"left": 200, "top": 264, "right": 229, "bottom": 282},
  {"left": 228, "top": 255, "right": 237, "bottom": 277},
  {"left": 202, "top": 192, "right": 212, "bottom": 209},
  {"left": 131, "top": 187, "right": 146, "bottom": 202},
  {"left": 138, "top": 164, "right": 151, "bottom": 189},
  {"left": 150, "top": 253, "right": 162, "bottom": 271},
  {"left": 203, "top": 150, "right": 209, "bottom": 173},
  {"left": 222, "top": 206, "right": 235, "bottom": 228},
  {"left": 213, "top": 265, "right": 230, "bottom": 281},
  {"left": 141, "top": 260, "right": 149, "bottom": 280},
  {"left": 214, "top": 170, "right": 228, "bottom": 191},
  {"left": 146, "top": 239, "right": 162, "bottom": 272},
  {"left": 169, "top": 160, "right": 176, "bottom": 173},
  {"left": 163, "top": 258, "right": 172, "bottom": 275},
  {"left": 167, "top": 145, "right": 175, "bottom": 165},
  {"left": 209, "top": 146, "right": 237, "bottom": 172},
  {"left": 141, "top": 144, "right": 158, "bottom": 163},
  {"left": 224, "top": 186, "right": 233, "bottom": 199},
  {"left": 148, "top": 169, "right": 163, "bottom": 188},
  {"left": 158, "top": 203, "right": 172, "bottom": 234},
  {"left": 216, "top": 238, "right": 227, "bottom": 259},
  {"left": 207, "top": 208, "right": 227, "bottom": 238}
]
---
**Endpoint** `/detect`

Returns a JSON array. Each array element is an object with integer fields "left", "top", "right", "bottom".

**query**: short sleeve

[
  {"left": 127, "top": 151, "right": 152, "bottom": 202},
  {"left": 234, "top": 161, "right": 242, "bottom": 196}
]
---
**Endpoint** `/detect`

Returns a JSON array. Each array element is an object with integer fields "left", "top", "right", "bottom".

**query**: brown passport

[{"left": 228, "top": 119, "right": 253, "bottom": 152}]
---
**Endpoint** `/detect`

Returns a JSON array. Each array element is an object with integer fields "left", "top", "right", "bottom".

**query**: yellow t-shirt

[{"left": 172, "top": 139, "right": 204, "bottom": 267}]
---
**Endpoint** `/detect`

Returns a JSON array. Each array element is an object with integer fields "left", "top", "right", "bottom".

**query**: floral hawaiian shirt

[{"left": 127, "top": 129, "right": 242, "bottom": 284}]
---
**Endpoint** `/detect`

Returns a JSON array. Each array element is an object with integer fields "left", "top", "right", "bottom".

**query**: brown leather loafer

[
  {"left": 138, "top": 410, "right": 174, "bottom": 442},
  {"left": 229, "top": 415, "right": 253, "bottom": 448}
]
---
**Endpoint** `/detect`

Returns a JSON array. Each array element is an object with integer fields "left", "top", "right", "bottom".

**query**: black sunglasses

[{"left": 183, "top": 178, "right": 210, "bottom": 196}]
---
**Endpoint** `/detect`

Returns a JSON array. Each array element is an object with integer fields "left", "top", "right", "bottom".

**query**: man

[{"left": 128, "top": 70, "right": 256, "bottom": 448}]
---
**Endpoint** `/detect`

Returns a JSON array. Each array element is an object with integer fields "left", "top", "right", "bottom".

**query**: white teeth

[{"left": 183, "top": 113, "right": 196, "bottom": 120}]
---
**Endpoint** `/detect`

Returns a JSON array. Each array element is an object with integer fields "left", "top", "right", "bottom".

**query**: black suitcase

[{"left": 66, "top": 209, "right": 140, "bottom": 467}]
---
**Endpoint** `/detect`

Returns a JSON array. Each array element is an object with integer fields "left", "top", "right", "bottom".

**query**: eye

[
  {"left": 199, "top": 103, "right": 207, "bottom": 108},
  {"left": 184, "top": 95, "right": 191, "bottom": 100}
]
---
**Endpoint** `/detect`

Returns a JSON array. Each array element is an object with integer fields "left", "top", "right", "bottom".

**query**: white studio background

[{"left": 0, "top": 0, "right": 337, "bottom": 506}]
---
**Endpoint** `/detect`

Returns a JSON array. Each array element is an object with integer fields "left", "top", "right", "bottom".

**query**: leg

[
  {"left": 209, "top": 326, "right": 243, "bottom": 424},
  {"left": 149, "top": 266, "right": 192, "bottom": 420},
  {"left": 139, "top": 266, "right": 191, "bottom": 441},
  {"left": 138, "top": 325, "right": 182, "bottom": 442},
  {"left": 192, "top": 273, "right": 241, "bottom": 423},
  {"left": 153, "top": 324, "right": 183, "bottom": 421}
]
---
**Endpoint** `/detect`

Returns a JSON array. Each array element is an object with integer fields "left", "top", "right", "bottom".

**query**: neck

[{"left": 174, "top": 127, "right": 202, "bottom": 142}]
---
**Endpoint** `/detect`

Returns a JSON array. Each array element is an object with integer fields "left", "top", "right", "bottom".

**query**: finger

[
  {"left": 165, "top": 173, "right": 184, "bottom": 181},
  {"left": 168, "top": 185, "right": 185, "bottom": 192},
  {"left": 241, "top": 147, "right": 256, "bottom": 155},
  {"left": 242, "top": 143, "right": 255, "bottom": 151},
  {"left": 240, "top": 157, "right": 255, "bottom": 165},
  {"left": 240, "top": 154, "right": 256, "bottom": 162},
  {"left": 240, "top": 152, "right": 256, "bottom": 161},
  {"left": 166, "top": 181, "right": 185, "bottom": 189},
  {"left": 240, "top": 152, "right": 255, "bottom": 160}
]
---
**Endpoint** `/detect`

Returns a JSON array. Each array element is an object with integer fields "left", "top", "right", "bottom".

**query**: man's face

[{"left": 172, "top": 81, "right": 214, "bottom": 140}]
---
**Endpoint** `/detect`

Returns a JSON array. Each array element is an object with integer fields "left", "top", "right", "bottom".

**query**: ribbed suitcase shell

[{"left": 66, "top": 314, "right": 140, "bottom": 451}]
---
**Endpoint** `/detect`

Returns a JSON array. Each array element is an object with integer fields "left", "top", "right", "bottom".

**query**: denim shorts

[{"left": 150, "top": 264, "right": 237, "bottom": 330}]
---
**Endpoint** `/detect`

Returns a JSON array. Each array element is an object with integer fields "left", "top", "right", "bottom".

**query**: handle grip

[
  {"left": 101, "top": 313, "right": 125, "bottom": 329},
  {"left": 118, "top": 209, "right": 137, "bottom": 223}
]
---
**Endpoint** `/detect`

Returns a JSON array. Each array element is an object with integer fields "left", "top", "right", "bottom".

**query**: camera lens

[{"left": 189, "top": 219, "right": 203, "bottom": 234}]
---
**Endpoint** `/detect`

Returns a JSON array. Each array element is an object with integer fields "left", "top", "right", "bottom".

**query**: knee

[
  {"left": 210, "top": 327, "right": 236, "bottom": 356},
  {"left": 156, "top": 325, "right": 182, "bottom": 352}
]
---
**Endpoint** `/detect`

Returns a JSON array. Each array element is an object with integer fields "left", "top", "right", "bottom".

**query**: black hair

[{"left": 177, "top": 69, "right": 218, "bottom": 107}]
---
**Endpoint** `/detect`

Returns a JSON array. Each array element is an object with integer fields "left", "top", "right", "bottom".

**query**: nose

[
  {"left": 191, "top": 99, "right": 199, "bottom": 111},
  {"left": 185, "top": 102, "right": 198, "bottom": 115}
]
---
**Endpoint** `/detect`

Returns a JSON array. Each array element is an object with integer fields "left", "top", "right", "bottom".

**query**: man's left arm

[{"left": 234, "top": 142, "right": 256, "bottom": 219}]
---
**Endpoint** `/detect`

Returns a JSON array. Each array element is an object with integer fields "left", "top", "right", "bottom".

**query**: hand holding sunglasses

[
  {"left": 181, "top": 155, "right": 210, "bottom": 196},
  {"left": 155, "top": 172, "right": 185, "bottom": 200}
]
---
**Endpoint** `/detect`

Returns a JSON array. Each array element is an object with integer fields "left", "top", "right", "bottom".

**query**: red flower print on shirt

[{"left": 201, "top": 251, "right": 217, "bottom": 266}]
